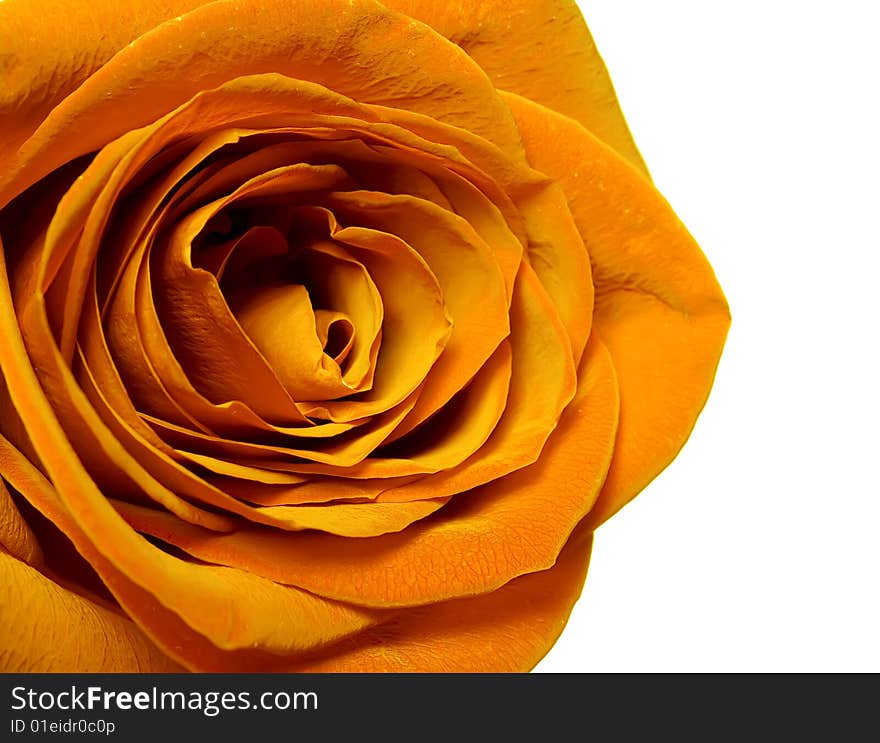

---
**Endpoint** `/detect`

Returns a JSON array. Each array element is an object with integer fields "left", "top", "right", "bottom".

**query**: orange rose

[{"left": 0, "top": 0, "right": 729, "bottom": 671}]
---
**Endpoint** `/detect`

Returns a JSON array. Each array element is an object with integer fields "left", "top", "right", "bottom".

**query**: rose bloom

[{"left": 0, "top": 0, "right": 729, "bottom": 672}]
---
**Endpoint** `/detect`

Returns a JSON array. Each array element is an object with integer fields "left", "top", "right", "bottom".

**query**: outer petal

[
  {"left": 289, "top": 527, "right": 594, "bottom": 672},
  {"left": 0, "top": 0, "right": 638, "bottom": 173},
  {"left": 503, "top": 91, "right": 730, "bottom": 527},
  {"left": 0, "top": 0, "right": 525, "bottom": 206},
  {"left": 380, "top": 0, "right": 648, "bottom": 173},
  {"left": 0, "top": 550, "right": 182, "bottom": 672},
  {"left": 0, "top": 0, "right": 208, "bottom": 171}
]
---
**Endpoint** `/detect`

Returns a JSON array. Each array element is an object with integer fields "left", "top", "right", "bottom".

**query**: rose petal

[
  {"left": 214, "top": 474, "right": 419, "bottom": 506},
  {"left": 147, "top": 390, "right": 417, "bottom": 471},
  {"left": 117, "top": 496, "right": 449, "bottom": 540},
  {"left": 289, "top": 526, "right": 594, "bottom": 672},
  {"left": 373, "top": 263, "right": 576, "bottom": 497},
  {"left": 503, "top": 90, "right": 730, "bottom": 526},
  {"left": 513, "top": 178, "right": 594, "bottom": 365},
  {"left": 299, "top": 340, "right": 513, "bottom": 480},
  {"left": 0, "top": 0, "right": 525, "bottom": 206},
  {"left": 381, "top": 0, "right": 649, "bottom": 173},
  {"left": 0, "top": 0, "right": 207, "bottom": 173},
  {"left": 0, "top": 550, "right": 183, "bottom": 672}
]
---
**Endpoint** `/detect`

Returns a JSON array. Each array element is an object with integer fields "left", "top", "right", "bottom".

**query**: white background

[{"left": 538, "top": 1, "right": 880, "bottom": 671}]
